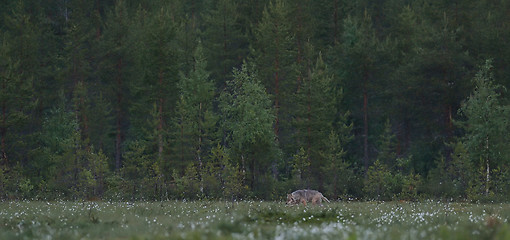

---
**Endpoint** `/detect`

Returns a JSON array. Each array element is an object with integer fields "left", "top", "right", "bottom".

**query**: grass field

[{"left": 1, "top": 200, "right": 510, "bottom": 239}]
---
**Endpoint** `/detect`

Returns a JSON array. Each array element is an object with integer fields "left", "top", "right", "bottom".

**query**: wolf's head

[{"left": 286, "top": 194, "right": 296, "bottom": 205}]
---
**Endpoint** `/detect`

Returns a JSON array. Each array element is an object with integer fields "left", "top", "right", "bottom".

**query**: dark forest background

[{"left": 1, "top": 0, "right": 510, "bottom": 201}]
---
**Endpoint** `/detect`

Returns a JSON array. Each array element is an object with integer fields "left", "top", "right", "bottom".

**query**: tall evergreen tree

[
  {"left": 293, "top": 54, "right": 338, "bottom": 187},
  {"left": 61, "top": 0, "right": 101, "bottom": 146},
  {"left": 129, "top": 7, "right": 179, "bottom": 165},
  {"left": 333, "top": 13, "right": 386, "bottom": 173},
  {"left": 389, "top": 5, "right": 472, "bottom": 169},
  {"left": 376, "top": 119, "right": 397, "bottom": 168},
  {"left": 252, "top": 0, "right": 295, "bottom": 141},
  {"left": 468, "top": 0, "right": 510, "bottom": 90},
  {"left": 0, "top": 1, "right": 38, "bottom": 164},
  {"left": 320, "top": 129, "right": 353, "bottom": 198},
  {"left": 99, "top": 0, "right": 132, "bottom": 169},
  {"left": 202, "top": 0, "right": 247, "bottom": 86},
  {"left": 173, "top": 42, "right": 218, "bottom": 174}
]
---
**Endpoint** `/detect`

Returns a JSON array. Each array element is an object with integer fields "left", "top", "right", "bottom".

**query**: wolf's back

[{"left": 292, "top": 189, "right": 320, "bottom": 201}]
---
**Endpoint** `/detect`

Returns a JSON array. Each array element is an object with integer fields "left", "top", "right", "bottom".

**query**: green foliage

[
  {"left": 179, "top": 162, "right": 203, "bottom": 199},
  {"left": 459, "top": 59, "right": 510, "bottom": 199},
  {"left": 252, "top": 0, "right": 297, "bottom": 153},
  {"left": 128, "top": 6, "right": 180, "bottom": 166},
  {"left": 320, "top": 130, "right": 355, "bottom": 199},
  {"left": 0, "top": 164, "right": 7, "bottom": 198},
  {"left": 293, "top": 53, "right": 340, "bottom": 189},
  {"left": 0, "top": 2, "right": 37, "bottom": 164},
  {"left": 467, "top": 163, "right": 495, "bottom": 202},
  {"left": 3, "top": 0, "right": 510, "bottom": 201},
  {"left": 448, "top": 142, "right": 473, "bottom": 198},
  {"left": 173, "top": 42, "right": 218, "bottom": 173},
  {"left": 364, "top": 156, "right": 421, "bottom": 201},
  {"left": 290, "top": 147, "right": 310, "bottom": 188},
  {"left": 211, "top": 145, "right": 248, "bottom": 200},
  {"left": 85, "top": 149, "right": 110, "bottom": 197},
  {"left": 219, "top": 62, "right": 278, "bottom": 197},
  {"left": 363, "top": 160, "right": 395, "bottom": 200},
  {"left": 121, "top": 140, "right": 162, "bottom": 200},
  {"left": 202, "top": 0, "right": 247, "bottom": 84},
  {"left": 426, "top": 155, "right": 456, "bottom": 199},
  {"left": 173, "top": 144, "right": 248, "bottom": 200},
  {"left": 253, "top": 0, "right": 295, "bottom": 94},
  {"left": 376, "top": 119, "right": 397, "bottom": 167}
]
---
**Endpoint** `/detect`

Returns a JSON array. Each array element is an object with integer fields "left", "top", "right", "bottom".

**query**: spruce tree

[
  {"left": 129, "top": 7, "right": 179, "bottom": 164},
  {"left": 202, "top": 0, "right": 247, "bottom": 86},
  {"left": 293, "top": 54, "right": 338, "bottom": 187},
  {"left": 389, "top": 5, "right": 472, "bottom": 168},
  {"left": 99, "top": 0, "right": 132, "bottom": 169},
  {"left": 332, "top": 13, "right": 387, "bottom": 173},
  {"left": 173, "top": 42, "right": 218, "bottom": 181},
  {"left": 0, "top": 1, "right": 38, "bottom": 165},
  {"left": 61, "top": 0, "right": 101, "bottom": 145},
  {"left": 320, "top": 130, "right": 353, "bottom": 198}
]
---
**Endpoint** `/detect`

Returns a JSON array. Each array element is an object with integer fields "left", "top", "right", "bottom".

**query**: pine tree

[
  {"left": 129, "top": 7, "right": 179, "bottom": 164},
  {"left": 468, "top": 0, "right": 510, "bottom": 88},
  {"left": 0, "top": 1, "right": 38, "bottom": 165},
  {"left": 99, "top": 0, "right": 132, "bottom": 169},
  {"left": 62, "top": 0, "right": 101, "bottom": 145},
  {"left": 172, "top": 42, "right": 218, "bottom": 184},
  {"left": 310, "top": 0, "right": 347, "bottom": 47},
  {"left": 34, "top": 95, "right": 102, "bottom": 198},
  {"left": 293, "top": 54, "right": 337, "bottom": 187},
  {"left": 202, "top": 0, "right": 247, "bottom": 86},
  {"left": 252, "top": 0, "right": 295, "bottom": 141},
  {"left": 333, "top": 13, "right": 387, "bottom": 173}
]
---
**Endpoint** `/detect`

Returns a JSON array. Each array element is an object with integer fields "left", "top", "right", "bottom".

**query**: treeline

[{"left": 1, "top": 0, "right": 510, "bottom": 201}]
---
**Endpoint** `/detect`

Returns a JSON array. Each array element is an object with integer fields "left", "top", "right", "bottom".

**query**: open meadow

[{"left": 1, "top": 200, "right": 510, "bottom": 239}]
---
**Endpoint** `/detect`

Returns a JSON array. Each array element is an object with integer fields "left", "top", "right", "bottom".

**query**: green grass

[{"left": 1, "top": 200, "right": 510, "bottom": 239}]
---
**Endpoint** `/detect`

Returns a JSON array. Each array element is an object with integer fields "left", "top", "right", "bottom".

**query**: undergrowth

[{"left": 1, "top": 201, "right": 510, "bottom": 239}]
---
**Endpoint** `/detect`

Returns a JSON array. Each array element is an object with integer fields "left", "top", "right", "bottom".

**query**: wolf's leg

[{"left": 311, "top": 195, "right": 321, "bottom": 205}]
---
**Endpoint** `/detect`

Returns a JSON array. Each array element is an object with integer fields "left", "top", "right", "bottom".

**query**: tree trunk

[
  {"left": 274, "top": 22, "right": 280, "bottom": 139},
  {"left": 222, "top": 8, "right": 228, "bottom": 83},
  {"left": 485, "top": 134, "right": 490, "bottom": 196},
  {"left": 363, "top": 74, "right": 369, "bottom": 173},
  {"left": 158, "top": 70, "right": 164, "bottom": 161},
  {"left": 274, "top": 56, "right": 280, "bottom": 139},
  {"left": 198, "top": 102, "right": 203, "bottom": 167},
  {"left": 0, "top": 39, "right": 8, "bottom": 163},
  {"left": 115, "top": 58, "right": 123, "bottom": 170},
  {"left": 333, "top": 0, "right": 339, "bottom": 43},
  {"left": 80, "top": 93, "right": 89, "bottom": 142},
  {"left": 198, "top": 102, "right": 203, "bottom": 194},
  {"left": 1, "top": 101, "right": 7, "bottom": 164}
]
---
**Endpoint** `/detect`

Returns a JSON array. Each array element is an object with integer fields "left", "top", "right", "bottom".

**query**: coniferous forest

[{"left": 1, "top": 0, "right": 510, "bottom": 201}]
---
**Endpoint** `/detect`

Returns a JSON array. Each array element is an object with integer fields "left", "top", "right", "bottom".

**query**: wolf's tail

[{"left": 321, "top": 195, "right": 330, "bottom": 203}]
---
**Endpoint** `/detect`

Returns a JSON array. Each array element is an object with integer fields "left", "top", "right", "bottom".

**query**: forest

[{"left": 0, "top": 0, "right": 510, "bottom": 201}]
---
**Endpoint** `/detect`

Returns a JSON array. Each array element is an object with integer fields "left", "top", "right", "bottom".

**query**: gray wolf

[{"left": 286, "top": 189, "right": 330, "bottom": 206}]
